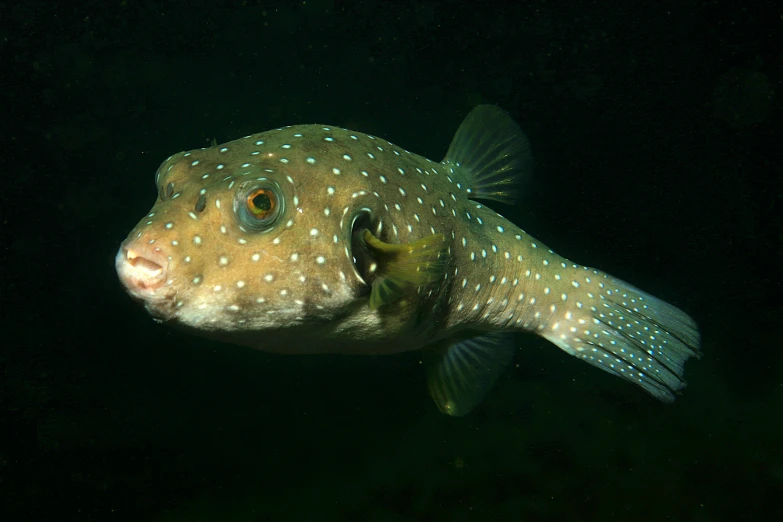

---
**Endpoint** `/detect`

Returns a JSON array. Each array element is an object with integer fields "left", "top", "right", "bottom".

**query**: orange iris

[{"left": 246, "top": 188, "right": 276, "bottom": 220}]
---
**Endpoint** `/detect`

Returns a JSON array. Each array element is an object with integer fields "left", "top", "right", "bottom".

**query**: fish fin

[
  {"left": 442, "top": 105, "right": 532, "bottom": 205},
  {"left": 362, "top": 230, "right": 448, "bottom": 309},
  {"left": 426, "top": 332, "right": 515, "bottom": 416},
  {"left": 210, "top": 137, "right": 217, "bottom": 147},
  {"left": 541, "top": 275, "right": 701, "bottom": 402}
]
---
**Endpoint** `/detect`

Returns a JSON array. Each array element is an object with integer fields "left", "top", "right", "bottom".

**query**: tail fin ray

[{"left": 542, "top": 273, "right": 701, "bottom": 401}]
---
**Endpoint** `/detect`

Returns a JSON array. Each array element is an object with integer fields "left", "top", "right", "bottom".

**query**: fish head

[{"left": 115, "top": 130, "right": 378, "bottom": 349}]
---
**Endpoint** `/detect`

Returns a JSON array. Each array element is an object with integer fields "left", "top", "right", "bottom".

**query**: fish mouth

[
  {"left": 114, "top": 241, "right": 178, "bottom": 294},
  {"left": 116, "top": 245, "right": 168, "bottom": 291},
  {"left": 115, "top": 243, "right": 178, "bottom": 319},
  {"left": 126, "top": 251, "right": 165, "bottom": 287}
]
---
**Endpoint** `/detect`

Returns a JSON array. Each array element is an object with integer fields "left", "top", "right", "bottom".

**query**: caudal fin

[{"left": 541, "top": 270, "right": 701, "bottom": 402}]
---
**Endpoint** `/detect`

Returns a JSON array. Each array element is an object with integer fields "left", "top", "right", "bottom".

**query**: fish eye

[
  {"left": 235, "top": 181, "right": 284, "bottom": 231},
  {"left": 248, "top": 188, "right": 275, "bottom": 217}
]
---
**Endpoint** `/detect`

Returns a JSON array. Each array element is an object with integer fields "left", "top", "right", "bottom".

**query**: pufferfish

[{"left": 115, "top": 105, "right": 700, "bottom": 415}]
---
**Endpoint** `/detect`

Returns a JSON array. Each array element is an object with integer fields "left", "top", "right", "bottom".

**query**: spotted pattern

[{"left": 117, "top": 117, "right": 698, "bottom": 400}]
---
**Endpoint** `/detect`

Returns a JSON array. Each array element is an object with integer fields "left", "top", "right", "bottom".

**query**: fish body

[{"left": 116, "top": 106, "right": 700, "bottom": 415}]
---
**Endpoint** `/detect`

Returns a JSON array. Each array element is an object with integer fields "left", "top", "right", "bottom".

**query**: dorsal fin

[{"left": 442, "top": 105, "right": 532, "bottom": 205}]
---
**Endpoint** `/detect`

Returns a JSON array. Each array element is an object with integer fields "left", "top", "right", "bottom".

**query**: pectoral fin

[{"left": 362, "top": 230, "right": 448, "bottom": 309}]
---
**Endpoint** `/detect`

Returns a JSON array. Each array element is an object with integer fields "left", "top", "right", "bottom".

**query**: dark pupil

[{"left": 252, "top": 192, "right": 271, "bottom": 213}]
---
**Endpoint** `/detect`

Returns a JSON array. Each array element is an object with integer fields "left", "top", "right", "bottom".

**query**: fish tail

[{"left": 541, "top": 272, "right": 701, "bottom": 401}]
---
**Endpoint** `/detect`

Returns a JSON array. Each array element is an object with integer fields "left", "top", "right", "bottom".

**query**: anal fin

[{"left": 426, "top": 332, "right": 515, "bottom": 416}]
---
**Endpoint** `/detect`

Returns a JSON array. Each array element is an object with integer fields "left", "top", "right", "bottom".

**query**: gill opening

[{"left": 348, "top": 208, "right": 375, "bottom": 286}]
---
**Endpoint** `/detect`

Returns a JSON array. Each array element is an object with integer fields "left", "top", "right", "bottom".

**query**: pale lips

[{"left": 115, "top": 244, "right": 169, "bottom": 294}]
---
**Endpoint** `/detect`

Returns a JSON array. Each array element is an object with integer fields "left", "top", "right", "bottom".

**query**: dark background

[{"left": 1, "top": 1, "right": 781, "bottom": 520}]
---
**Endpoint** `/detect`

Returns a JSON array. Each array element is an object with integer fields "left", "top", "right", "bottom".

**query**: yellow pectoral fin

[{"left": 362, "top": 230, "right": 449, "bottom": 309}]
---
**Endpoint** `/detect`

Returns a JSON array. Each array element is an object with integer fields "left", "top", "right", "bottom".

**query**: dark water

[{"left": 1, "top": 1, "right": 780, "bottom": 520}]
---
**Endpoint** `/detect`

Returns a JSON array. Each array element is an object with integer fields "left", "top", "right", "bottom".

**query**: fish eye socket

[{"left": 235, "top": 182, "right": 284, "bottom": 231}]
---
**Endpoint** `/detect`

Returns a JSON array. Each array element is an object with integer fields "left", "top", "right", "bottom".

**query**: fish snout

[{"left": 115, "top": 242, "right": 169, "bottom": 294}]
